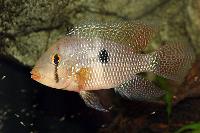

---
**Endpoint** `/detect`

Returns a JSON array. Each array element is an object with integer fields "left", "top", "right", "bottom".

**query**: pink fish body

[{"left": 31, "top": 21, "right": 195, "bottom": 111}]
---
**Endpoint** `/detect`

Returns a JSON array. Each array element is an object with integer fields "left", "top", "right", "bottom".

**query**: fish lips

[{"left": 30, "top": 68, "right": 41, "bottom": 81}]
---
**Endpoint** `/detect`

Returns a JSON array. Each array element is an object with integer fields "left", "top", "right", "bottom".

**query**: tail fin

[{"left": 151, "top": 41, "right": 195, "bottom": 81}]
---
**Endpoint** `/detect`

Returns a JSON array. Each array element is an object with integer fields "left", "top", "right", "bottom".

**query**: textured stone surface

[
  {"left": 0, "top": 0, "right": 199, "bottom": 66},
  {"left": 186, "top": 0, "right": 200, "bottom": 53}
]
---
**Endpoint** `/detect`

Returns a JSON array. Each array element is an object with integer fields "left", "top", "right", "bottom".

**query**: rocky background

[
  {"left": 1, "top": 0, "right": 200, "bottom": 66},
  {"left": 0, "top": 0, "right": 200, "bottom": 133}
]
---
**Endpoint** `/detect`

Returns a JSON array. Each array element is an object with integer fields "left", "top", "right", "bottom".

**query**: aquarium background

[{"left": 0, "top": 0, "right": 200, "bottom": 133}]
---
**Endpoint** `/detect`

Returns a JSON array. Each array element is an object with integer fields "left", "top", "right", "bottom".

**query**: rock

[
  {"left": 186, "top": 0, "right": 200, "bottom": 53},
  {"left": 0, "top": 0, "right": 199, "bottom": 66}
]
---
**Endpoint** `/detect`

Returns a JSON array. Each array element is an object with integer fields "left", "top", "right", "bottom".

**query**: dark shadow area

[
  {"left": 0, "top": 56, "right": 112, "bottom": 133},
  {"left": 0, "top": 56, "right": 200, "bottom": 133}
]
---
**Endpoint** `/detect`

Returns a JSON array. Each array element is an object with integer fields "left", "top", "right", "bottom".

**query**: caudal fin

[{"left": 151, "top": 41, "right": 195, "bottom": 81}]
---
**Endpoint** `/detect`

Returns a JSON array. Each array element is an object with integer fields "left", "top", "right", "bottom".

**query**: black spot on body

[{"left": 99, "top": 48, "right": 109, "bottom": 64}]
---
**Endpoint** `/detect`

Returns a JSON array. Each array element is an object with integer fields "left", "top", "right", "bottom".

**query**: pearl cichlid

[{"left": 31, "top": 21, "right": 195, "bottom": 112}]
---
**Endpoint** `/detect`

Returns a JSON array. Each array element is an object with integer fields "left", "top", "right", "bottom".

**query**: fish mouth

[{"left": 30, "top": 68, "right": 41, "bottom": 81}]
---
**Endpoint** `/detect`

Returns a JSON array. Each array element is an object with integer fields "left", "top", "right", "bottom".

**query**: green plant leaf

[
  {"left": 175, "top": 122, "right": 200, "bottom": 133},
  {"left": 155, "top": 76, "right": 173, "bottom": 118}
]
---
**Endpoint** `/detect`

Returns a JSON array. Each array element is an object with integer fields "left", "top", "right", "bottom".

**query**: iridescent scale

[
  {"left": 61, "top": 21, "right": 195, "bottom": 91},
  {"left": 60, "top": 36, "right": 154, "bottom": 90},
  {"left": 64, "top": 21, "right": 158, "bottom": 90}
]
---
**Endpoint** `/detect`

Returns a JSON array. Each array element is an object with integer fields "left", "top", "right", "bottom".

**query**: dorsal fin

[{"left": 67, "top": 21, "right": 159, "bottom": 52}]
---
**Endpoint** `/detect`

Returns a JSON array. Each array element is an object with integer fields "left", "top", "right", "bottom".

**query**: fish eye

[{"left": 51, "top": 53, "right": 61, "bottom": 65}]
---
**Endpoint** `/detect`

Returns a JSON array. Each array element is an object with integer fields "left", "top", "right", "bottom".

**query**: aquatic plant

[
  {"left": 155, "top": 76, "right": 173, "bottom": 118},
  {"left": 175, "top": 122, "right": 200, "bottom": 133}
]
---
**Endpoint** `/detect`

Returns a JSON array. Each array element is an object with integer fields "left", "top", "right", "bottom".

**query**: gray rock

[{"left": 0, "top": 0, "right": 199, "bottom": 66}]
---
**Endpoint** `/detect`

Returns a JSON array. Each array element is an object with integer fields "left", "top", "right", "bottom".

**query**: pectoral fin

[
  {"left": 114, "top": 75, "right": 165, "bottom": 101},
  {"left": 79, "top": 91, "right": 108, "bottom": 112}
]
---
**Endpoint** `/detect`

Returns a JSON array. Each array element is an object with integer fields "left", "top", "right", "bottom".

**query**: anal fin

[
  {"left": 79, "top": 91, "right": 108, "bottom": 112},
  {"left": 114, "top": 75, "right": 165, "bottom": 101}
]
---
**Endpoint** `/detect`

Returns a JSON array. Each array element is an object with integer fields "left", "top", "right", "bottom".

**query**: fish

[{"left": 30, "top": 21, "right": 195, "bottom": 112}]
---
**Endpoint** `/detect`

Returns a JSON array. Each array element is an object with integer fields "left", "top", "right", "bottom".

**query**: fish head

[{"left": 31, "top": 38, "right": 78, "bottom": 91}]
